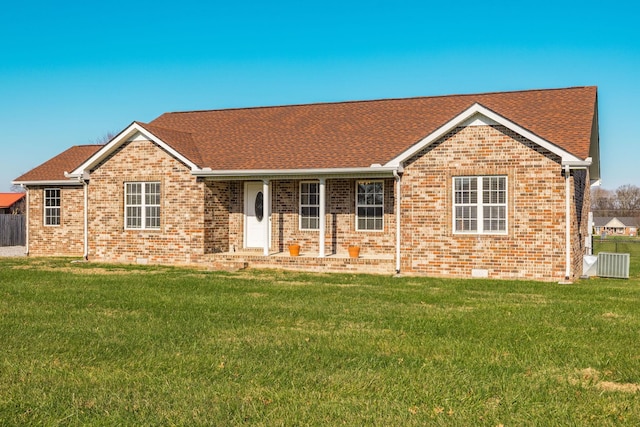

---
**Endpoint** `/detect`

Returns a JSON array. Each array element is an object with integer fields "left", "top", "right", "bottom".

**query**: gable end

[
  {"left": 69, "top": 123, "right": 201, "bottom": 178},
  {"left": 385, "top": 103, "right": 585, "bottom": 169}
]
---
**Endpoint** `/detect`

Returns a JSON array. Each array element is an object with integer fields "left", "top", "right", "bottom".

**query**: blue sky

[{"left": 1, "top": 0, "right": 638, "bottom": 191}]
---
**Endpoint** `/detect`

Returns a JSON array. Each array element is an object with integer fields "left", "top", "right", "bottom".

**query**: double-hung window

[
  {"left": 125, "top": 182, "right": 161, "bottom": 230},
  {"left": 453, "top": 176, "right": 507, "bottom": 234},
  {"left": 44, "top": 188, "right": 60, "bottom": 226},
  {"left": 300, "top": 181, "right": 320, "bottom": 230},
  {"left": 356, "top": 180, "right": 384, "bottom": 231}
]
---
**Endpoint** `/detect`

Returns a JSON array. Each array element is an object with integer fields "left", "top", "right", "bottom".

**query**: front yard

[{"left": 1, "top": 257, "right": 639, "bottom": 425}]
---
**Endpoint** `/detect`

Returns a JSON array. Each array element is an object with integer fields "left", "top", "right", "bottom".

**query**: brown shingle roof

[
  {"left": 147, "top": 86, "right": 597, "bottom": 170},
  {"left": 14, "top": 145, "right": 103, "bottom": 182},
  {"left": 15, "top": 86, "right": 598, "bottom": 182}
]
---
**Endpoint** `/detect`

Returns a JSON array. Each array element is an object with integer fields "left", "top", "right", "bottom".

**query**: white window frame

[
  {"left": 356, "top": 180, "right": 384, "bottom": 231},
  {"left": 299, "top": 181, "right": 320, "bottom": 230},
  {"left": 453, "top": 176, "right": 507, "bottom": 235},
  {"left": 44, "top": 188, "right": 61, "bottom": 226},
  {"left": 124, "top": 182, "right": 161, "bottom": 230}
]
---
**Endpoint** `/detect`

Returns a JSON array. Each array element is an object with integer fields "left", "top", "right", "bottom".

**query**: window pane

[
  {"left": 483, "top": 206, "right": 506, "bottom": 231},
  {"left": 126, "top": 206, "right": 141, "bottom": 228},
  {"left": 146, "top": 206, "right": 160, "bottom": 228},
  {"left": 44, "top": 189, "right": 61, "bottom": 225},
  {"left": 125, "top": 182, "right": 160, "bottom": 229},
  {"left": 300, "top": 181, "right": 320, "bottom": 230},
  {"left": 455, "top": 206, "right": 477, "bottom": 232},
  {"left": 454, "top": 176, "right": 506, "bottom": 234},
  {"left": 356, "top": 181, "right": 383, "bottom": 230}
]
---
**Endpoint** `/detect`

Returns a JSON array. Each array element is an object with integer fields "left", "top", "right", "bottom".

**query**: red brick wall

[
  {"left": 87, "top": 139, "right": 207, "bottom": 265},
  {"left": 400, "top": 124, "right": 574, "bottom": 281},
  {"left": 204, "top": 180, "right": 230, "bottom": 254},
  {"left": 26, "top": 186, "right": 84, "bottom": 256}
]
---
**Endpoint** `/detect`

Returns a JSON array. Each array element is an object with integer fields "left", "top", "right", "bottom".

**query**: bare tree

[
  {"left": 9, "top": 184, "right": 25, "bottom": 193},
  {"left": 615, "top": 184, "right": 640, "bottom": 215},
  {"left": 94, "top": 131, "right": 118, "bottom": 145},
  {"left": 592, "top": 184, "right": 640, "bottom": 217},
  {"left": 591, "top": 187, "right": 616, "bottom": 216}
]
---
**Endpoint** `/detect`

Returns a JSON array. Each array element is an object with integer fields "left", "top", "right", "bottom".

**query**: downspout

[
  {"left": 262, "top": 179, "right": 270, "bottom": 256},
  {"left": 564, "top": 164, "right": 571, "bottom": 281},
  {"left": 560, "top": 159, "right": 592, "bottom": 282},
  {"left": 393, "top": 169, "right": 402, "bottom": 274},
  {"left": 21, "top": 184, "right": 29, "bottom": 255},
  {"left": 83, "top": 179, "right": 88, "bottom": 260},
  {"left": 318, "top": 178, "right": 326, "bottom": 257}
]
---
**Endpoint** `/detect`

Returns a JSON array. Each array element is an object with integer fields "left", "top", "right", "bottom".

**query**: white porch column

[
  {"left": 564, "top": 165, "right": 571, "bottom": 280},
  {"left": 394, "top": 170, "right": 401, "bottom": 273},
  {"left": 263, "top": 179, "right": 270, "bottom": 256},
  {"left": 318, "top": 178, "right": 326, "bottom": 257}
]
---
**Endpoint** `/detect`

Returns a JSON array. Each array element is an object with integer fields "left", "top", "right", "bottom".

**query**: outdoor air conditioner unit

[{"left": 597, "top": 252, "right": 630, "bottom": 279}]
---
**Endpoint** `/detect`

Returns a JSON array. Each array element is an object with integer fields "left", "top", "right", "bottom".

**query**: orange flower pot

[
  {"left": 348, "top": 246, "right": 360, "bottom": 258},
  {"left": 289, "top": 244, "right": 301, "bottom": 257}
]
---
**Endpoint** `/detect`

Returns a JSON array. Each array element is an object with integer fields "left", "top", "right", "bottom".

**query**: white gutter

[
  {"left": 12, "top": 180, "right": 80, "bottom": 186},
  {"left": 263, "top": 180, "right": 270, "bottom": 256},
  {"left": 561, "top": 158, "right": 592, "bottom": 168},
  {"left": 318, "top": 178, "right": 326, "bottom": 257},
  {"left": 393, "top": 170, "right": 402, "bottom": 274},
  {"left": 61, "top": 171, "right": 90, "bottom": 260},
  {"left": 22, "top": 184, "right": 29, "bottom": 255},
  {"left": 83, "top": 179, "right": 89, "bottom": 260},
  {"left": 193, "top": 166, "right": 400, "bottom": 179},
  {"left": 560, "top": 158, "right": 592, "bottom": 281},
  {"left": 564, "top": 164, "right": 571, "bottom": 281}
]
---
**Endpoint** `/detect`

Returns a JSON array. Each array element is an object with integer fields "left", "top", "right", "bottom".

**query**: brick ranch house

[
  {"left": 593, "top": 217, "right": 638, "bottom": 237},
  {"left": 13, "top": 86, "right": 600, "bottom": 282}
]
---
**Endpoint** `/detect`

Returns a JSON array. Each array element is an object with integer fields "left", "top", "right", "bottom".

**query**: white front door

[{"left": 244, "top": 182, "right": 270, "bottom": 248}]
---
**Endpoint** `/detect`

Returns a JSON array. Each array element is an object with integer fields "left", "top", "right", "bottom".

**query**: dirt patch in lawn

[{"left": 567, "top": 368, "right": 639, "bottom": 394}]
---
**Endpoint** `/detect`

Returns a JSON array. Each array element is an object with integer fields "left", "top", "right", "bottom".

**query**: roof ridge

[{"left": 156, "top": 86, "right": 597, "bottom": 116}]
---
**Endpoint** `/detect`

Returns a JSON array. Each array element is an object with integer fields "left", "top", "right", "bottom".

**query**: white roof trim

[
  {"left": 384, "top": 103, "right": 583, "bottom": 168},
  {"left": 193, "top": 166, "right": 400, "bottom": 180},
  {"left": 11, "top": 180, "right": 82, "bottom": 186},
  {"left": 69, "top": 122, "right": 200, "bottom": 176}
]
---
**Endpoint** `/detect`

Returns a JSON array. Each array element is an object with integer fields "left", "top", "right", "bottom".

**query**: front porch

[
  {"left": 204, "top": 176, "right": 401, "bottom": 275},
  {"left": 208, "top": 250, "right": 396, "bottom": 275}
]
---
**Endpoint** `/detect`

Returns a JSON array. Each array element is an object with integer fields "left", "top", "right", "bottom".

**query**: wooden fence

[{"left": 0, "top": 214, "right": 26, "bottom": 246}]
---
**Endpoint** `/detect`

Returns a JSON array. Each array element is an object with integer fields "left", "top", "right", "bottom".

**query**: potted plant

[
  {"left": 348, "top": 245, "right": 360, "bottom": 258},
  {"left": 289, "top": 243, "right": 301, "bottom": 257}
]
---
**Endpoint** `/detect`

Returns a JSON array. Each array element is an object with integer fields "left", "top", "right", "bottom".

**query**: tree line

[{"left": 591, "top": 184, "right": 640, "bottom": 217}]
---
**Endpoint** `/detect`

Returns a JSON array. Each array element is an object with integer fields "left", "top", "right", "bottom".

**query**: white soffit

[
  {"left": 459, "top": 113, "right": 499, "bottom": 127},
  {"left": 128, "top": 131, "right": 151, "bottom": 142},
  {"left": 70, "top": 123, "right": 200, "bottom": 176},
  {"left": 384, "top": 103, "right": 582, "bottom": 167}
]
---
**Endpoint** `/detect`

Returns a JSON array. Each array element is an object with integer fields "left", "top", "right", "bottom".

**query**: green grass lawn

[{"left": 1, "top": 257, "right": 639, "bottom": 425}]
